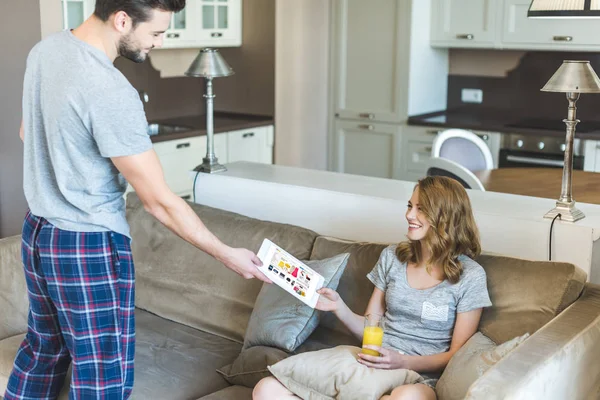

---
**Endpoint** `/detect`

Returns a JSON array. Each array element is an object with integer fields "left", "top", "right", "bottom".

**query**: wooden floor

[{"left": 473, "top": 168, "right": 600, "bottom": 204}]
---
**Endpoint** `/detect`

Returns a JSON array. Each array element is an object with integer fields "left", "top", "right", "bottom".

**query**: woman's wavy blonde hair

[{"left": 395, "top": 176, "right": 481, "bottom": 284}]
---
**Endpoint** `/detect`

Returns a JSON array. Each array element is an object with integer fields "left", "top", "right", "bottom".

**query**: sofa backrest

[
  {"left": 126, "top": 194, "right": 319, "bottom": 343},
  {"left": 0, "top": 235, "right": 29, "bottom": 340},
  {"left": 309, "top": 236, "right": 587, "bottom": 344}
]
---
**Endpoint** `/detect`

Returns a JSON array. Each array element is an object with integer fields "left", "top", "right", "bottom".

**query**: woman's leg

[
  {"left": 381, "top": 383, "right": 436, "bottom": 400},
  {"left": 253, "top": 377, "right": 301, "bottom": 400}
]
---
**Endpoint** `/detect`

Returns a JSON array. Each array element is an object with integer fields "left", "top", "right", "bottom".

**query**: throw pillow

[
  {"left": 436, "top": 331, "right": 530, "bottom": 400},
  {"left": 216, "top": 346, "right": 289, "bottom": 388},
  {"left": 268, "top": 345, "right": 424, "bottom": 400},
  {"left": 243, "top": 253, "right": 350, "bottom": 352}
]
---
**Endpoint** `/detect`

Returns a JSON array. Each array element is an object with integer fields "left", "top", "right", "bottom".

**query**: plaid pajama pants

[{"left": 4, "top": 211, "right": 135, "bottom": 400}]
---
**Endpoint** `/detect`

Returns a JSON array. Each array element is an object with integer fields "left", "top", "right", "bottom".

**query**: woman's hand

[
  {"left": 357, "top": 346, "right": 410, "bottom": 370},
  {"left": 315, "top": 288, "right": 343, "bottom": 313}
]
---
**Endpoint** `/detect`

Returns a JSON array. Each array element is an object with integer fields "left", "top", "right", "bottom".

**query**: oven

[{"left": 499, "top": 133, "right": 585, "bottom": 170}]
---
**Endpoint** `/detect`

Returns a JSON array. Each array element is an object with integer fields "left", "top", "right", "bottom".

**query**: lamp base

[
  {"left": 193, "top": 158, "right": 227, "bottom": 174},
  {"left": 543, "top": 200, "right": 585, "bottom": 222}
]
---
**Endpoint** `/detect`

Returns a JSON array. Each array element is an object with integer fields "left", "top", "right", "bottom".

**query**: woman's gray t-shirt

[{"left": 366, "top": 245, "right": 492, "bottom": 357}]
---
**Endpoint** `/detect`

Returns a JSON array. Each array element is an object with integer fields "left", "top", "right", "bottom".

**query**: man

[{"left": 5, "top": 1, "right": 270, "bottom": 399}]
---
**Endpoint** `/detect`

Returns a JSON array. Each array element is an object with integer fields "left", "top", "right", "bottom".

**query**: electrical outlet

[{"left": 461, "top": 88, "right": 483, "bottom": 104}]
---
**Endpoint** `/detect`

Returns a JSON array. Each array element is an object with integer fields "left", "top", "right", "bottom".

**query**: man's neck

[{"left": 72, "top": 16, "right": 119, "bottom": 63}]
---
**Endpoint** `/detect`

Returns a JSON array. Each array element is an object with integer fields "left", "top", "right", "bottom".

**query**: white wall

[{"left": 274, "top": 0, "right": 330, "bottom": 170}]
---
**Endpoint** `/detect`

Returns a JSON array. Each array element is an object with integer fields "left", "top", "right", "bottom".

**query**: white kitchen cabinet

[
  {"left": 331, "top": 0, "right": 409, "bottom": 123},
  {"left": 329, "top": 0, "right": 448, "bottom": 177},
  {"left": 61, "top": 0, "right": 95, "bottom": 30},
  {"left": 430, "top": 0, "right": 498, "bottom": 48},
  {"left": 126, "top": 125, "right": 273, "bottom": 198},
  {"left": 431, "top": 0, "right": 600, "bottom": 51},
  {"left": 162, "top": 5, "right": 198, "bottom": 48},
  {"left": 396, "top": 126, "right": 440, "bottom": 182},
  {"left": 396, "top": 126, "right": 501, "bottom": 182},
  {"left": 227, "top": 125, "right": 274, "bottom": 165},
  {"left": 334, "top": 120, "right": 401, "bottom": 179},
  {"left": 154, "top": 135, "right": 226, "bottom": 196},
  {"left": 583, "top": 140, "right": 600, "bottom": 173},
  {"left": 161, "top": 0, "right": 242, "bottom": 49},
  {"left": 501, "top": 0, "right": 600, "bottom": 51}
]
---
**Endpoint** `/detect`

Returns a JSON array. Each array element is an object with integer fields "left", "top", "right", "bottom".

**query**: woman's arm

[
  {"left": 316, "top": 287, "right": 386, "bottom": 341},
  {"left": 358, "top": 308, "right": 483, "bottom": 372}
]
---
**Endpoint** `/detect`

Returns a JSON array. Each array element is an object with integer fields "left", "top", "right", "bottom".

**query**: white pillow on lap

[{"left": 268, "top": 345, "right": 424, "bottom": 400}]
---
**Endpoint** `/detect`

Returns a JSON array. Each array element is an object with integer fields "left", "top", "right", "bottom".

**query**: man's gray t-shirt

[
  {"left": 22, "top": 30, "right": 152, "bottom": 238},
  {"left": 367, "top": 245, "right": 492, "bottom": 357}
]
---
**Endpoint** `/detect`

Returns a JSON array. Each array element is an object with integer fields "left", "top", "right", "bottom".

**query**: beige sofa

[{"left": 1, "top": 194, "right": 600, "bottom": 400}]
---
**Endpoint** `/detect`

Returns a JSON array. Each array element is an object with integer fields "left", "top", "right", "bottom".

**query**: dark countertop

[
  {"left": 407, "top": 108, "right": 600, "bottom": 140},
  {"left": 149, "top": 112, "right": 274, "bottom": 143}
]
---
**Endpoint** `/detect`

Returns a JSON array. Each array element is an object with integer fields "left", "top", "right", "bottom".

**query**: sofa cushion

[
  {"left": 126, "top": 194, "right": 319, "bottom": 343},
  {"left": 216, "top": 346, "right": 289, "bottom": 388},
  {"left": 308, "top": 236, "right": 389, "bottom": 336},
  {"left": 132, "top": 308, "right": 241, "bottom": 399},
  {"left": 436, "top": 331, "right": 529, "bottom": 400},
  {"left": 0, "top": 235, "right": 29, "bottom": 341},
  {"left": 243, "top": 253, "right": 350, "bottom": 352},
  {"left": 311, "top": 236, "right": 588, "bottom": 345},
  {"left": 475, "top": 254, "right": 587, "bottom": 344},
  {"left": 0, "top": 334, "right": 70, "bottom": 399},
  {"left": 268, "top": 345, "right": 423, "bottom": 400},
  {"left": 0, "top": 310, "right": 241, "bottom": 400},
  {"left": 217, "top": 325, "right": 359, "bottom": 390},
  {"left": 196, "top": 385, "right": 253, "bottom": 400}
]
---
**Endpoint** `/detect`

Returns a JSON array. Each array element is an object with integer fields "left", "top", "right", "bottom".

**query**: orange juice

[{"left": 362, "top": 326, "right": 384, "bottom": 356}]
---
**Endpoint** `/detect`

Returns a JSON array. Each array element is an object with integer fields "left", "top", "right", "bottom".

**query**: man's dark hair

[{"left": 95, "top": 0, "right": 186, "bottom": 27}]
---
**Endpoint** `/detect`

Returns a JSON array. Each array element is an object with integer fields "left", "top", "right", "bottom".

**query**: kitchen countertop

[
  {"left": 149, "top": 112, "right": 274, "bottom": 143},
  {"left": 407, "top": 108, "right": 600, "bottom": 140}
]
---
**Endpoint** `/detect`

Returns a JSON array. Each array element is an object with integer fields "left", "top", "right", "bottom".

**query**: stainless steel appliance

[{"left": 499, "top": 133, "right": 584, "bottom": 170}]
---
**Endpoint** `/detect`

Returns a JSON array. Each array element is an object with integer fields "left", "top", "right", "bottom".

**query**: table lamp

[
  {"left": 185, "top": 48, "right": 234, "bottom": 173},
  {"left": 541, "top": 60, "right": 600, "bottom": 222}
]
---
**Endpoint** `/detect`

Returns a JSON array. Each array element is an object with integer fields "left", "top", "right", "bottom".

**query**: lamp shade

[
  {"left": 185, "top": 48, "right": 234, "bottom": 78},
  {"left": 528, "top": 0, "right": 600, "bottom": 17},
  {"left": 541, "top": 60, "right": 600, "bottom": 93}
]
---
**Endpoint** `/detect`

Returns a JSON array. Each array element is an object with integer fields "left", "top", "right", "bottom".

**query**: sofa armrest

[
  {"left": 466, "top": 283, "right": 600, "bottom": 400},
  {"left": 0, "top": 235, "right": 29, "bottom": 341}
]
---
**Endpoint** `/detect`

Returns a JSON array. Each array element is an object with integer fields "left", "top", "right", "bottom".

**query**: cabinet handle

[
  {"left": 181, "top": 195, "right": 191, "bottom": 200},
  {"left": 456, "top": 34, "right": 474, "bottom": 40},
  {"left": 242, "top": 132, "right": 255, "bottom": 138},
  {"left": 176, "top": 142, "right": 191, "bottom": 149},
  {"left": 426, "top": 130, "right": 439, "bottom": 135},
  {"left": 359, "top": 113, "right": 375, "bottom": 120},
  {"left": 211, "top": 32, "right": 223, "bottom": 38},
  {"left": 167, "top": 33, "right": 180, "bottom": 39},
  {"left": 553, "top": 36, "right": 573, "bottom": 42},
  {"left": 358, "top": 124, "right": 374, "bottom": 131},
  {"left": 425, "top": 146, "right": 432, "bottom": 152}
]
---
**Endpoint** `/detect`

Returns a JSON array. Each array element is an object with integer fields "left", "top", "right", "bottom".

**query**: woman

[{"left": 253, "top": 176, "right": 492, "bottom": 400}]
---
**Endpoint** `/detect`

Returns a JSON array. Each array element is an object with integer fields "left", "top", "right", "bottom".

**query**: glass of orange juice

[{"left": 362, "top": 314, "right": 384, "bottom": 356}]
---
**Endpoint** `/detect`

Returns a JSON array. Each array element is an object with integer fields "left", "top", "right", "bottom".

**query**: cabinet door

[
  {"left": 397, "top": 126, "right": 439, "bottom": 182},
  {"left": 227, "top": 126, "right": 274, "bottom": 165},
  {"left": 430, "top": 0, "right": 497, "bottom": 48},
  {"left": 501, "top": 0, "right": 600, "bottom": 50},
  {"left": 162, "top": 2, "right": 198, "bottom": 48},
  {"left": 332, "top": 0, "right": 408, "bottom": 123},
  {"left": 196, "top": 0, "right": 242, "bottom": 47},
  {"left": 334, "top": 120, "right": 399, "bottom": 179},
  {"left": 154, "top": 135, "right": 227, "bottom": 195},
  {"left": 62, "top": 0, "right": 95, "bottom": 30}
]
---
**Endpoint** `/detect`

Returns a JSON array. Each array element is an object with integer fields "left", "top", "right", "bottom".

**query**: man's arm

[
  {"left": 111, "top": 149, "right": 271, "bottom": 283},
  {"left": 19, "top": 120, "right": 24, "bottom": 142}
]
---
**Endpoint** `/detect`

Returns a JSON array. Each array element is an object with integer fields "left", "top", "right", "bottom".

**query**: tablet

[{"left": 257, "top": 238, "right": 325, "bottom": 308}]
